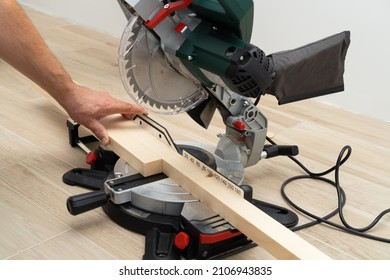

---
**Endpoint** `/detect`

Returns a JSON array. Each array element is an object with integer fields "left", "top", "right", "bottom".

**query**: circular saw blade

[{"left": 118, "top": 15, "right": 208, "bottom": 114}]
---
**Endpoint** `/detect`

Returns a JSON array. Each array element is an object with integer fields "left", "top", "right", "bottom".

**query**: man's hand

[{"left": 62, "top": 84, "right": 147, "bottom": 146}]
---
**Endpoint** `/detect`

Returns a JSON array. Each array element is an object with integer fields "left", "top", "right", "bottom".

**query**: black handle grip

[
  {"left": 263, "top": 145, "right": 299, "bottom": 158},
  {"left": 67, "top": 190, "right": 108, "bottom": 216},
  {"left": 276, "top": 145, "right": 299, "bottom": 156}
]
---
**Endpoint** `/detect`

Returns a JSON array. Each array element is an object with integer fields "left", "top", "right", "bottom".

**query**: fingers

[
  {"left": 66, "top": 88, "right": 147, "bottom": 146},
  {"left": 88, "top": 119, "right": 110, "bottom": 146},
  {"left": 104, "top": 98, "right": 148, "bottom": 117}
]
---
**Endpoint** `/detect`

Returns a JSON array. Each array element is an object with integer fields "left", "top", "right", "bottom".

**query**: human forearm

[
  {"left": 0, "top": 0, "right": 147, "bottom": 145},
  {"left": 0, "top": 0, "right": 76, "bottom": 103}
]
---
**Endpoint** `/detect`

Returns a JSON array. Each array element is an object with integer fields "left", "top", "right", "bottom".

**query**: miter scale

[{"left": 64, "top": 0, "right": 350, "bottom": 259}]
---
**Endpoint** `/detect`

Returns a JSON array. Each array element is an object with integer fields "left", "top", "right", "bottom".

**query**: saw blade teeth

[
  {"left": 118, "top": 14, "right": 207, "bottom": 114},
  {"left": 125, "top": 62, "right": 133, "bottom": 72}
]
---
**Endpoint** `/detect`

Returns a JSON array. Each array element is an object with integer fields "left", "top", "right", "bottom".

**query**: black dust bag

[{"left": 267, "top": 31, "right": 351, "bottom": 104}]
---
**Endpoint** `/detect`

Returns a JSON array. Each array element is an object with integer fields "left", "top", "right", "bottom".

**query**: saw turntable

[{"left": 64, "top": 0, "right": 350, "bottom": 259}]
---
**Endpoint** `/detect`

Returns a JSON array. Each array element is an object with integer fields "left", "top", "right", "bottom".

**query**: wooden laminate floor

[{"left": 0, "top": 7, "right": 389, "bottom": 260}]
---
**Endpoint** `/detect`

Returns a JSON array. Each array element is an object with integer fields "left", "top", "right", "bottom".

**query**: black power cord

[{"left": 266, "top": 136, "right": 390, "bottom": 243}]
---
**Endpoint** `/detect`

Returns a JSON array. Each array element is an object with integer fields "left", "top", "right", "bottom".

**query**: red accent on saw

[
  {"left": 233, "top": 120, "right": 246, "bottom": 131},
  {"left": 199, "top": 230, "right": 243, "bottom": 245},
  {"left": 175, "top": 231, "right": 190, "bottom": 250},
  {"left": 145, "top": 0, "right": 193, "bottom": 29},
  {"left": 175, "top": 22, "right": 188, "bottom": 33},
  {"left": 86, "top": 151, "right": 97, "bottom": 165}
]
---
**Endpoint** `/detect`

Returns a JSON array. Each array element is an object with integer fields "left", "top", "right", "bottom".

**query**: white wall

[
  {"left": 18, "top": 0, "right": 129, "bottom": 37},
  {"left": 251, "top": 0, "right": 390, "bottom": 123},
  {"left": 18, "top": 0, "right": 390, "bottom": 122}
]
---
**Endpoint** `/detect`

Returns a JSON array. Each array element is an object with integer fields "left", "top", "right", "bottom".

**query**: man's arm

[{"left": 0, "top": 0, "right": 147, "bottom": 145}]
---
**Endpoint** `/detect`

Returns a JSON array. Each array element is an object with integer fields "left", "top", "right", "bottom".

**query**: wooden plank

[
  {"left": 100, "top": 115, "right": 165, "bottom": 176},
  {"left": 99, "top": 115, "right": 330, "bottom": 260}
]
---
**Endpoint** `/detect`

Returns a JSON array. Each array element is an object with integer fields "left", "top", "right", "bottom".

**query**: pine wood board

[{"left": 98, "top": 115, "right": 330, "bottom": 259}]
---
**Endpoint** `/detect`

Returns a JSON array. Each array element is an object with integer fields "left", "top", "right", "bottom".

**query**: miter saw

[{"left": 64, "top": 0, "right": 350, "bottom": 259}]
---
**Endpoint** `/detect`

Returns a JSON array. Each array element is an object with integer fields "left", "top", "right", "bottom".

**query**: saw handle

[
  {"left": 67, "top": 191, "right": 108, "bottom": 216},
  {"left": 263, "top": 145, "right": 299, "bottom": 159}
]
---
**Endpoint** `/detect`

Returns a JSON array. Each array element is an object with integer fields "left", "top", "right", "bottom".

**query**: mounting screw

[
  {"left": 164, "top": 4, "right": 170, "bottom": 9},
  {"left": 241, "top": 146, "right": 251, "bottom": 155}
]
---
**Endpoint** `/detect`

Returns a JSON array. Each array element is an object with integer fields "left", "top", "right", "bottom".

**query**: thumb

[{"left": 88, "top": 120, "right": 110, "bottom": 146}]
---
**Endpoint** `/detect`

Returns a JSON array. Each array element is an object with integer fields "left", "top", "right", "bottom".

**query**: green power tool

[{"left": 117, "top": 0, "right": 350, "bottom": 182}]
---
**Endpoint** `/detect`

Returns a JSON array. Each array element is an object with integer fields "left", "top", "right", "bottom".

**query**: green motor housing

[
  {"left": 190, "top": 0, "right": 254, "bottom": 41},
  {"left": 176, "top": 0, "right": 275, "bottom": 98}
]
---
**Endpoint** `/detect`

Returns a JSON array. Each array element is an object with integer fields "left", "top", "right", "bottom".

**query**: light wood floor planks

[{"left": 0, "top": 7, "right": 389, "bottom": 260}]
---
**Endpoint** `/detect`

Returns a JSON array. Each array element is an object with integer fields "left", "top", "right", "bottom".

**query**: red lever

[{"left": 145, "top": 0, "right": 192, "bottom": 29}]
